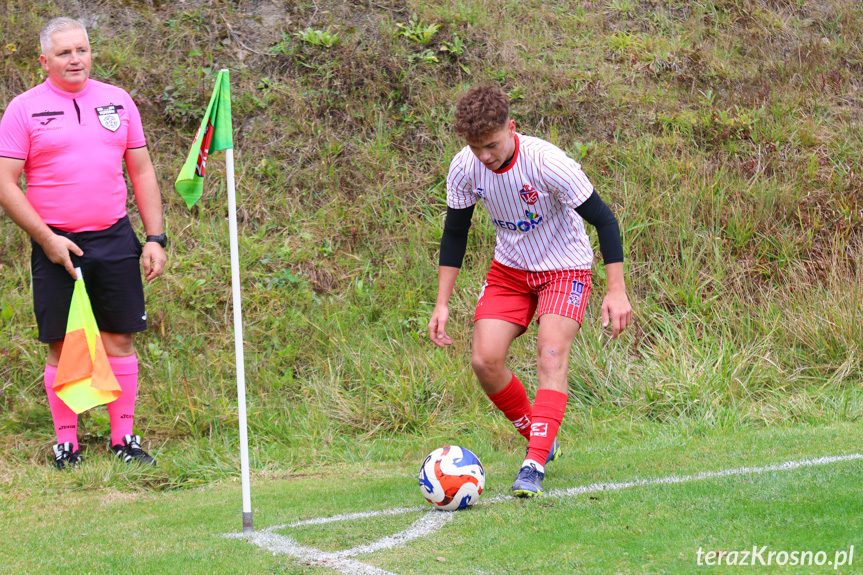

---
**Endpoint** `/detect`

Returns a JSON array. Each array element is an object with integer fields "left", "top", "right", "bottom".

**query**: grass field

[
  {"left": 1, "top": 0, "right": 862, "bottom": 573},
  {"left": 1, "top": 423, "right": 860, "bottom": 574}
]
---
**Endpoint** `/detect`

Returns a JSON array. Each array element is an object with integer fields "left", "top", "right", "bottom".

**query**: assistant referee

[{"left": 0, "top": 17, "right": 166, "bottom": 469}]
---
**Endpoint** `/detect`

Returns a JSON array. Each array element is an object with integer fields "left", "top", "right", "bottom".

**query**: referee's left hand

[{"left": 142, "top": 243, "right": 166, "bottom": 281}]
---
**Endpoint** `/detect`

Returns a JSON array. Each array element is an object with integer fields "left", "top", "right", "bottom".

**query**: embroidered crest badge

[
  {"left": 96, "top": 105, "right": 121, "bottom": 132},
  {"left": 519, "top": 184, "right": 539, "bottom": 205}
]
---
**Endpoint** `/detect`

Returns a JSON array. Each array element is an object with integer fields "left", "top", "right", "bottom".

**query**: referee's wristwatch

[{"left": 145, "top": 233, "right": 168, "bottom": 248}]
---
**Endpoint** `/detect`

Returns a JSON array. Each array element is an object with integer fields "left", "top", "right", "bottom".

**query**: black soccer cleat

[
  {"left": 111, "top": 434, "right": 157, "bottom": 466},
  {"left": 52, "top": 442, "right": 83, "bottom": 471}
]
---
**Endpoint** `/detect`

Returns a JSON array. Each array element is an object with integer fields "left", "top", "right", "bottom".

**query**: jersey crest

[
  {"left": 519, "top": 184, "right": 538, "bottom": 205},
  {"left": 96, "top": 105, "right": 121, "bottom": 132}
]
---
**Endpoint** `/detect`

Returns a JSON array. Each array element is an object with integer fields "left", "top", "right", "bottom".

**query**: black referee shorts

[{"left": 31, "top": 215, "right": 148, "bottom": 343}]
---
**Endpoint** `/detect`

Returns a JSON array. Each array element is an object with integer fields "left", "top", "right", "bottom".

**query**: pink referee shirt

[
  {"left": 0, "top": 79, "right": 146, "bottom": 232},
  {"left": 446, "top": 133, "right": 595, "bottom": 272}
]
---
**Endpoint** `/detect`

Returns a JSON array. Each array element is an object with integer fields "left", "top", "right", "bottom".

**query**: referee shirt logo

[{"left": 96, "top": 104, "right": 122, "bottom": 132}]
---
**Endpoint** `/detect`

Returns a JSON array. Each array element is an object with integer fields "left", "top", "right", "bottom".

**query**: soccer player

[
  {"left": 428, "top": 84, "right": 632, "bottom": 497},
  {"left": 0, "top": 18, "right": 166, "bottom": 469}
]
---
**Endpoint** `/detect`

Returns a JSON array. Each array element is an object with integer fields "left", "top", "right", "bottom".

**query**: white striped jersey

[{"left": 446, "top": 133, "right": 595, "bottom": 272}]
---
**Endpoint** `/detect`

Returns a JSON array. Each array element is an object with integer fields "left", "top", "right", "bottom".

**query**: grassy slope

[{"left": 0, "top": 0, "right": 861, "bottom": 495}]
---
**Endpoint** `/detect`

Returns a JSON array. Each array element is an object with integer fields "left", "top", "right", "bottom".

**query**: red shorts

[{"left": 474, "top": 260, "right": 592, "bottom": 328}]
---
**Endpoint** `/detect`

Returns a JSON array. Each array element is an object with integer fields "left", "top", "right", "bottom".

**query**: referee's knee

[
  {"left": 46, "top": 342, "right": 64, "bottom": 366},
  {"left": 102, "top": 332, "right": 135, "bottom": 357}
]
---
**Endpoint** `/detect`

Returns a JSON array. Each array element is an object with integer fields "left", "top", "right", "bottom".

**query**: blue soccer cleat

[
  {"left": 511, "top": 463, "right": 545, "bottom": 498},
  {"left": 525, "top": 438, "right": 562, "bottom": 466},
  {"left": 546, "top": 438, "right": 562, "bottom": 465}
]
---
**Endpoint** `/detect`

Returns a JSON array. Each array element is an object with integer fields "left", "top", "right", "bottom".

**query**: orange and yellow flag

[{"left": 54, "top": 268, "right": 122, "bottom": 414}]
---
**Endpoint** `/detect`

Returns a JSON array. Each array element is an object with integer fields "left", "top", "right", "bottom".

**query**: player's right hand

[
  {"left": 428, "top": 305, "right": 453, "bottom": 347},
  {"left": 42, "top": 234, "right": 83, "bottom": 279}
]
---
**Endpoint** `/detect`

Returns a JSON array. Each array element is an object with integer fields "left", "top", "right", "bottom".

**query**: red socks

[
  {"left": 107, "top": 355, "right": 139, "bottom": 446},
  {"left": 488, "top": 376, "right": 569, "bottom": 460},
  {"left": 526, "top": 389, "right": 568, "bottom": 466},
  {"left": 487, "top": 374, "right": 533, "bottom": 439},
  {"left": 44, "top": 364, "right": 79, "bottom": 451}
]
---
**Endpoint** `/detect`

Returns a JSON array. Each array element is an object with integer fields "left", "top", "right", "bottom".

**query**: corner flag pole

[
  {"left": 226, "top": 145, "right": 253, "bottom": 534},
  {"left": 174, "top": 69, "right": 252, "bottom": 533}
]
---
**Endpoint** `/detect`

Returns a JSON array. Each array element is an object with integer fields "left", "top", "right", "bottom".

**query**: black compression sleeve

[
  {"left": 439, "top": 205, "right": 475, "bottom": 268},
  {"left": 574, "top": 191, "right": 624, "bottom": 264}
]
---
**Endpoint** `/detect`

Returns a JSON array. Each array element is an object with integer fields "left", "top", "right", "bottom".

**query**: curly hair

[{"left": 453, "top": 85, "right": 510, "bottom": 141}]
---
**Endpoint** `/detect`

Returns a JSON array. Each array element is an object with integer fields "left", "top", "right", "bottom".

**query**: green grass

[
  {"left": 1, "top": 0, "right": 862, "bottom": 571},
  {"left": 0, "top": 423, "right": 860, "bottom": 574}
]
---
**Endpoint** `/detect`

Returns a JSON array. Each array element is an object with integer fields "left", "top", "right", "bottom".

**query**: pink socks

[
  {"left": 46, "top": 355, "right": 139, "bottom": 449},
  {"left": 106, "top": 355, "right": 138, "bottom": 447},
  {"left": 44, "top": 364, "right": 79, "bottom": 451}
]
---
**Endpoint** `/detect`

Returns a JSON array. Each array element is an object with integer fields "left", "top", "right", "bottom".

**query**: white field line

[
  {"left": 234, "top": 531, "right": 397, "bottom": 575},
  {"left": 225, "top": 453, "right": 863, "bottom": 575},
  {"left": 225, "top": 510, "right": 452, "bottom": 575},
  {"left": 286, "top": 506, "right": 428, "bottom": 528},
  {"left": 541, "top": 453, "right": 860, "bottom": 501}
]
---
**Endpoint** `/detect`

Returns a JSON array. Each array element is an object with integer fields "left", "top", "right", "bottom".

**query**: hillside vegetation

[{"left": 0, "top": 0, "right": 861, "bottom": 489}]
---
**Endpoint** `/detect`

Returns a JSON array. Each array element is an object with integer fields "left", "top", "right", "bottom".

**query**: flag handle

[{"left": 226, "top": 146, "right": 253, "bottom": 533}]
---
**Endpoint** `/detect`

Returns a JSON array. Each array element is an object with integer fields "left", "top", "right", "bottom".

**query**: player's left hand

[
  {"left": 142, "top": 243, "right": 166, "bottom": 281},
  {"left": 601, "top": 289, "right": 632, "bottom": 338}
]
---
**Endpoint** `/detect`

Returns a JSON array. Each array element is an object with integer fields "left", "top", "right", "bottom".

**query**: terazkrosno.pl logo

[{"left": 696, "top": 545, "right": 854, "bottom": 568}]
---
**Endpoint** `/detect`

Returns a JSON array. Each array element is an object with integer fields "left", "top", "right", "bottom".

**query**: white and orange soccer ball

[{"left": 418, "top": 446, "right": 485, "bottom": 511}]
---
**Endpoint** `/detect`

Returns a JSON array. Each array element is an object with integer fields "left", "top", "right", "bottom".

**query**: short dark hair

[{"left": 454, "top": 84, "right": 510, "bottom": 141}]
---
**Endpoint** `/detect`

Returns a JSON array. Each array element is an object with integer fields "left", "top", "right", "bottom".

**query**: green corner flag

[{"left": 175, "top": 69, "right": 234, "bottom": 209}]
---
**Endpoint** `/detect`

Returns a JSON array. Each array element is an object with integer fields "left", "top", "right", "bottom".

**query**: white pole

[{"left": 225, "top": 146, "right": 253, "bottom": 533}]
